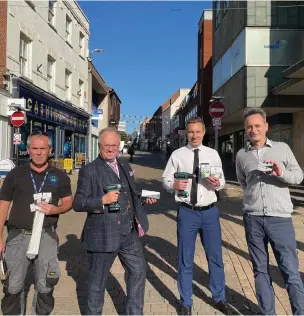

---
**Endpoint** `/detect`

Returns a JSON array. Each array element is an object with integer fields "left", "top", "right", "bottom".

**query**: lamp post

[
  {"left": 87, "top": 48, "right": 104, "bottom": 162},
  {"left": 87, "top": 48, "right": 104, "bottom": 62}
]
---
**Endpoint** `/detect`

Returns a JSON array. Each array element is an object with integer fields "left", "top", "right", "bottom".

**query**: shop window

[
  {"left": 281, "top": 128, "right": 292, "bottom": 147},
  {"left": 47, "top": 125, "right": 56, "bottom": 158},
  {"left": 236, "top": 130, "right": 245, "bottom": 152},
  {"left": 64, "top": 133, "right": 72, "bottom": 159},
  {"left": 18, "top": 122, "right": 31, "bottom": 160}
]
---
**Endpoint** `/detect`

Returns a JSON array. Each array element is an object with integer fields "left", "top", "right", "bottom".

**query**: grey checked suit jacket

[{"left": 73, "top": 156, "right": 149, "bottom": 252}]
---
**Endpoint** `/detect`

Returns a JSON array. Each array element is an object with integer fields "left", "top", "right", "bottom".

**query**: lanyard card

[
  {"left": 42, "top": 192, "right": 52, "bottom": 203},
  {"left": 33, "top": 193, "right": 42, "bottom": 202}
]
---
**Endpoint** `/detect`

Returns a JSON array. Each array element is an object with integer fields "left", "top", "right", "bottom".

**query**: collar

[
  {"left": 245, "top": 138, "right": 272, "bottom": 151},
  {"left": 98, "top": 154, "right": 117, "bottom": 164},
  {"left": 25, "top": 162, "right": 54, "bottom": 174},
  {"left": 187, "top": 144, "right": 203, "bottom": 152}
]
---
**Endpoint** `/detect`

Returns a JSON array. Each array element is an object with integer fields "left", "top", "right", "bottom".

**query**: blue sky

[{"left": 79, "top": 1, "right": 212, "bottom": 133}]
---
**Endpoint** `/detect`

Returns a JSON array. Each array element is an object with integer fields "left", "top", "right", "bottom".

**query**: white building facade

[
  {"left": 5, "top": 0, "right": 90, "bottom": 166},
  {"left": 162, "top": 88, "right": 190, "bottom": 150}
]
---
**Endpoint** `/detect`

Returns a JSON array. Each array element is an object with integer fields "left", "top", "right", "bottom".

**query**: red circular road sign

[
  {"left": 209, "top": 102, "right": 225, "bottom": 118},
  {"left": 10, "top": 111, "right": 25, "bottom": 127}
]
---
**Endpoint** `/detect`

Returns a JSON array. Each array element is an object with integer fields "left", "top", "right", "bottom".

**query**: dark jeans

[
  {"left": 177, "top": 205, "right": 225, "bottom": 307},
  {"left": 243, "top": 214, "right": 304, "bottom": 315},
  {"left": 86, "top": 231, "right": 146, "bottom": 315}
]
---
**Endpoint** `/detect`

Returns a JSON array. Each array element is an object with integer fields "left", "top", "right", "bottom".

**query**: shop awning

[
  {"left": 282, "top": 59, "right": 304, "bottom": 79},
  {"left": 272, "top": 59, "right": 304, "bottom": 96},
  {"left": 272, "top": 78, "right": 304, "bottom": 95}
]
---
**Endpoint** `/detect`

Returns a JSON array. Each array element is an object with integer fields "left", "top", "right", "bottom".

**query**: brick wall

[
  {"left": 198, "top": 19, "right": 213, "bottom": 128},
  {"left": 0, "top": 0, "right": 7, "bottom": 90}
]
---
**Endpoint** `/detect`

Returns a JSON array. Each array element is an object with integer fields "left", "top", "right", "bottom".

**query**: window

[
  {"left": 78, "top": 79, "right": 84, "bottom": 107},
  {"left": 66, "top": 15, "right": 72, "bottom": 43},
  {"left": 47, "top": 55, "right": 55, "bottom": 93},
  {"left": 65, "top": 69, "right": 71, "bottom": 100},
  {"left": 215, "top": 1, "right": 221, "bottom": 28},
  {"left": 48, "top": 0, "right": 56, "bottom": 26},
  {"left": 79, "top": 32, "right": 85, "bottom": 57},
  {"left": 20, "top": 35, "right": 30, "bottom": 77}
]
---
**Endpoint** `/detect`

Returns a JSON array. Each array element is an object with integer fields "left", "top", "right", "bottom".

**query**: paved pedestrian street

[{"left": 2, "top": 151, "right": 304, "bottom": 315}]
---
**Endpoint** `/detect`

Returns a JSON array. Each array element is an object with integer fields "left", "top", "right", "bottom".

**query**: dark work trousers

[
  {"left": 244, "top": 214, "right": 304, "bottom": 315},
  {"left": 1, "top": 227, "right": 60, "bottom": 315},
  {"left": 86, "top": 230, "right": 146, "bottom": 315},
  {"left": 177, "top": 205, "right": 226, "bottom": 307}
]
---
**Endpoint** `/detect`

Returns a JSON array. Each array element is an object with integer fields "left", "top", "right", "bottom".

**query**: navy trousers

[
  {"left": 177, "top": 205, "right": 226, "bottom": 307},
  {"left": 244, "top": 214, "right": 304, "bottom": 315},
  {"left": 85, "top": 231, "right": 146, "bottom": 315}
]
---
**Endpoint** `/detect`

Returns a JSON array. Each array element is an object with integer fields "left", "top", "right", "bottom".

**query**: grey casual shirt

[{"left": 235, "top": 139, "right": 303, "bottom": 217}]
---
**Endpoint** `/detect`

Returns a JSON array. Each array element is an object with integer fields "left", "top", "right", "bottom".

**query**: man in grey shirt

[{"left": 236, "top": 108, "right": 304, "bottom": 315}]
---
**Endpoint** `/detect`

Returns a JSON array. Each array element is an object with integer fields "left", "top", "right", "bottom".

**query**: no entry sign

[
  {"left": 209, "top": 102, "right": 225, "bottom": 118},
  {"left": 10, "top": 111, "right": 25, "bottom": 127}
]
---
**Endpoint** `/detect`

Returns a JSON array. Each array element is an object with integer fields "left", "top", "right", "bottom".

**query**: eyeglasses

[
  {"left": 30, "top": 130, "right": 48, "bottom": 137},
  {"left": 102, "top": 145, "right": 119, "bottom": 150}
]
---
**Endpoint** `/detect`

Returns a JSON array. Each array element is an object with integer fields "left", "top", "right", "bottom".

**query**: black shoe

[
  {"left": 214, "top": 301, "right": 233, "bottom": 315},
  {"left": 179, "top": 305, "right": 192, "bottom": 315}
]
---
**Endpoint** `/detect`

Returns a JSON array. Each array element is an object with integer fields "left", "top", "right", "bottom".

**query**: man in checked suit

[{"left": 73, "top": 127, "right": 157, "bottom": 315}]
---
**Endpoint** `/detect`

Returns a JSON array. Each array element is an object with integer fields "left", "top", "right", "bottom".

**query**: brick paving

[{"left": 2, "top": 151, "right": 304, "bottom": 314}]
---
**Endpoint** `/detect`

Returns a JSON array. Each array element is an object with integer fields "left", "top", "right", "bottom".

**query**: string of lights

[{"left": 120, "top": 120, "right": 172, "bottom": 124}]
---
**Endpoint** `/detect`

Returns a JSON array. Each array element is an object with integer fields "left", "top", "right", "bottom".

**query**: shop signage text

[{"left": 20, "top": 88, "right": 88, "bottom": 133}]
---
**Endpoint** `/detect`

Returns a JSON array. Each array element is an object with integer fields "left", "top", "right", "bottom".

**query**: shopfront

[{"left": 12, "top": 79, "right": 90, "bottom": 168}]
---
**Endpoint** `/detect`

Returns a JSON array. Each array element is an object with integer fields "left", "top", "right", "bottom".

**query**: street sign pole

[
  {"left": 214, "top": 126, "right": 219, "bottom": 152},
  {"left": 15, "top": 127, "right": 19, "bottom": 167},
  {"left": 209, "top": 101, "right": 225, "bottom": 153},
  {"left": 10, "top": 111, "right": 26, "bottom": 167}
]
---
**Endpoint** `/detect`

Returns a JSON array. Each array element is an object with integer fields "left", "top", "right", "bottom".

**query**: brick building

[
  {"left": 170, "top": 10, "right": 213, "bottom": 149},
  {"left": 198, "top": 10, "right": 213, "bottom": 143}
]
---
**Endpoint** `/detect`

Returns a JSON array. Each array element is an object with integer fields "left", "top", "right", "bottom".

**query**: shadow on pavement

[
  {"left": 164, "top": 209, "right": 286, "bottom": 291},
  {"left": 58, "top": 234, "right": 127, "bottom": 315},
  {"left": 143, "top": 234, "right": 260, "bottom": 315}
]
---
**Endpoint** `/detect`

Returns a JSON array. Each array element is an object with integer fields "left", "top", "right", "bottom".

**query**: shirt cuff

[{"left": 277, "top": 171, "right": 284, "bottom": 178}]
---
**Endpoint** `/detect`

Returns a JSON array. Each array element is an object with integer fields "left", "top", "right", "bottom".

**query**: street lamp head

[
  {"left": 209, "top": 95, "right": 225, "bottom": 103},
  {"left": 92, "top": 49, "right": 104, "bottom": 53}
]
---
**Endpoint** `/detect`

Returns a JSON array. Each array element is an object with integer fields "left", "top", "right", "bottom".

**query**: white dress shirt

[{"left": 162, "top": 144, "right": 225, "bottom": 206}]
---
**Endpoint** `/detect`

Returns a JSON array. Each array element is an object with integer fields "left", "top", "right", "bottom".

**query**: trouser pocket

[{"left": 35, "top": 259, "right": 60, "bottom": 316}]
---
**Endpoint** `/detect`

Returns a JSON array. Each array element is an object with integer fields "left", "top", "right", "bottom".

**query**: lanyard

[{"left": 30, "top": 171, "right": 49, "bottom": 194}]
